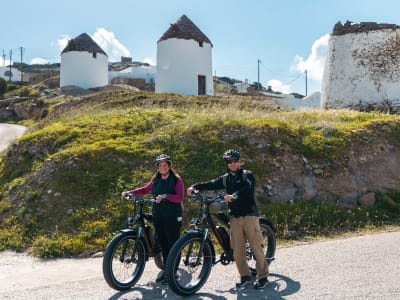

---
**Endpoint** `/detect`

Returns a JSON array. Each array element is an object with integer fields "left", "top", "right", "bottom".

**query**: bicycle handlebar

[
  {"left": 124, "top": 192, "right": 156, "bottom": 203},
  {"left": 189, "top": 191, "right": 226, "bottom": 204}
]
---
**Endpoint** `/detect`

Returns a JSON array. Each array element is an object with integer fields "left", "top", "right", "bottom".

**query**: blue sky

[{"left": 2, "top": 0, "right": 400, "bottom": 95}]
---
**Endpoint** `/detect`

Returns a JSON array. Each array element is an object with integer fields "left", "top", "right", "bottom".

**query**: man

[{"left": 187, "top": 149, "right": 269, "bottom": 289}]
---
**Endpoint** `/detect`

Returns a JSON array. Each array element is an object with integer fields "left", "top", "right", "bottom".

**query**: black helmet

[
  {"left": 155, "top": 154, "right": 172, "bottom": 165},
  {"left": 222, "top": 149, "right": 241, "bottom": 161}
]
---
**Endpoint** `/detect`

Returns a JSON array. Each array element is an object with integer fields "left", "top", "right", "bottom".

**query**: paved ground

[
  {"left": 1, "top": 230, "right": 400, "bottom": 299},
  {"left": 0, "top": 123, "right": 27, "bottom": 152}
]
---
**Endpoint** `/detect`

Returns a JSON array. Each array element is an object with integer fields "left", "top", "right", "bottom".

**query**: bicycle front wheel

[
  {"left": 165, "top": 235, "right": 213, "bottom": 296},
  {"left": 102, "top": 233, "right": 146, "bottom": 290}
]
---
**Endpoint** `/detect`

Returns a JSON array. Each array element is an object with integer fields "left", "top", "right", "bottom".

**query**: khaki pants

[{"left": 230, "top": 216, "right": 269, "bottom": 280}]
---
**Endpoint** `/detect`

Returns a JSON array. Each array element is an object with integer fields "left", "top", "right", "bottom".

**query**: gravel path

[{"left": 1, "top": 230, "right": 400, "bottom": 299}]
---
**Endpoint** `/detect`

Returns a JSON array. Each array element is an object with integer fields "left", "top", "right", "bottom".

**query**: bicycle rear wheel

[
  {"left": 102, "top": 233, "right": 146, "bottom": 290},
  {"left": 165, "top": 235, "right": 213, "bottom": 296},
  {"left": 248, "top": 219, "right": 276, "bottom": 274}
]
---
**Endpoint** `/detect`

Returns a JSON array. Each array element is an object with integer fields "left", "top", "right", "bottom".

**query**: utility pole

[
  {"left": 9, "top": 50, "right": 12, "bottom": 82},
  {"left": 304, "top": 69, "right": 308, "bottom": 96},
  {"left": 2, "top": 50, "right": 5, "bottom": 66},
  {"left": 257, "top": 59, "right": 261, "bottom": 90},
  {"left": 20, "top": 46, "right": 24, "bottom": 82}
]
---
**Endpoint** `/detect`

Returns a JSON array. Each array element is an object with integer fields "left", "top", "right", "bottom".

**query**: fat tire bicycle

[
  {"left": 165, "top": 191, "right": 276, "bottom": 296},
  {"left": 102, "top": 193, "right": 163, "bottom": 290}
]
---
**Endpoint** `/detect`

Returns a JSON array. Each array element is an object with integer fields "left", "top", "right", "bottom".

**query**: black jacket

[{"left": 192, "top": 169, "right": 259, "bottom": 217}]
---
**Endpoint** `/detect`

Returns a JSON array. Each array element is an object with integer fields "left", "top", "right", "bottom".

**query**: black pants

[{"left": 153, "top": 215, "right": 182, "bottom": 267}]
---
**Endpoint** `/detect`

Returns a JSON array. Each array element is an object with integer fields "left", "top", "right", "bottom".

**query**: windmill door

[{"left": 198, "top": 75, "right": 206, "bottom": 95}]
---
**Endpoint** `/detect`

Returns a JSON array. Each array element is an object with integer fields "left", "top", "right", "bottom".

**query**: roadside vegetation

[{"left": 0, "top": 88, "right": 400, "bottom": 258}]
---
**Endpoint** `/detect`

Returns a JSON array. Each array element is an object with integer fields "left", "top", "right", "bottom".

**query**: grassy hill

[{"left": 1, "top": 89, "right": 400, "bottom": 257}]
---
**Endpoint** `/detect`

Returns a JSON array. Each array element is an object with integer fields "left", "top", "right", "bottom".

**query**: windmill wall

[
  {"left": 156, "top": 38, "right": 213, "bottom": 96},
  {"left": 321, "top": 21, "right": 400, "bottom": 112}
]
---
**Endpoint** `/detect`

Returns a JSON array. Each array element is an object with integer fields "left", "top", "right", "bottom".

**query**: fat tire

[
  {"left": 102, "top": 233, "right": 146, "bottom": 290},
  {"left": 165, "top": 235, "right": 213, "bottom": 296}
]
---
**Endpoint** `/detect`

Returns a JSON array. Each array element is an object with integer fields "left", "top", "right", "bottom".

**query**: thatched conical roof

[
  {"left": 158, "top": 15, "right": 213, "bottom": 47},
  {"left": 61, "top": 33, "right": 108, "bottom": 56}
]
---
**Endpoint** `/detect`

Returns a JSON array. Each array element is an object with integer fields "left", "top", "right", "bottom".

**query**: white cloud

[
  {"left": 56, "top": 28, "right": 133, "bottom": 63},
  {"left": 292, "top": 34, "right": 329, "bottom": 81},
  {"left": 0, "top": 57, "right": 10, "bottom": 66},
  {"left": 92, "top": 28, "right": 130, "bottom": 62},
  {"left": 57, "top": 35, "right": 70, "bottom": 53},
  {"left": 267, "top": 79, "right": 291, "bottom": 94},
  {"left": 30, "top": 57, "right": 49, "bottom": 65},
  {"left": 143, "top": 57, "right": 155, "bottom": 66}
]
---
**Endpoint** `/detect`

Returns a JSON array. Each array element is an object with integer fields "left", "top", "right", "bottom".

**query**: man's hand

[{"left": 224, "top": 194, "right": 234, "bottom": 202}]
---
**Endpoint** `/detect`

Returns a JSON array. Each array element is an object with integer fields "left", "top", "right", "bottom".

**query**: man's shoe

[
  {"left": 155, "top": 270, "right": 165, "bottom": 283},
  {"left": 254, "top": 277, "right": 269, "bottom": 289},
  {"left": 236, "top": 275, "right": 252, "bottom": 288}
]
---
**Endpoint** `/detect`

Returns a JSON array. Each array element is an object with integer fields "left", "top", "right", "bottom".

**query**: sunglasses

[{"left": 226, "top": 159, "right": 239, "bottom": 164}]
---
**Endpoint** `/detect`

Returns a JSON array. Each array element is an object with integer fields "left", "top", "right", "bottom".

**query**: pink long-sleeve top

[{"left": 129, "top": 176, "right": 184, "bottom": 204}]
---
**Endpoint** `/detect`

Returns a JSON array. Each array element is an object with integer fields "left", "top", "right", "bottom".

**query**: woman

[{"left": 122, "top": 154, "right": 184, "bottom": 284}]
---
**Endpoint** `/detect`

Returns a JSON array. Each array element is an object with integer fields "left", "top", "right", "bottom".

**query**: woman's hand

[
  {"left": 187, "top": 187, "right": 194, "bottom": 196},
  {"left": 155, "top": 194, "right": 167, "bottom": 203}
]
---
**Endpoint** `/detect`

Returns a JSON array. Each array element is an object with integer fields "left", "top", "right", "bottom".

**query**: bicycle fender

[
  {"left": 259, "top": 217, "right": 276, "bottom": 232},
  {"left": 119, "top": 228, "right": 137, "bottom": 236}
]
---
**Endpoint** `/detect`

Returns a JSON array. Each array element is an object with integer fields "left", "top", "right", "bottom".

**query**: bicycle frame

[{"left": 123, "top": 195, "right": 159, "bottom": 260}]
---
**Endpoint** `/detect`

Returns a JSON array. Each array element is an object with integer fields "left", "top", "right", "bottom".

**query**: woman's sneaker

[
  {"left": 236, "top": 275, "right": 252, "bottom": 287},
  {"left": 254, "top": 277, "right": 269, "bottom": 289}
]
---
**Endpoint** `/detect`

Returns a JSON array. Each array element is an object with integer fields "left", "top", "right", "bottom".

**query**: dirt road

[{"left": 1, "top": 230, "right": 400, "bottom": 299}]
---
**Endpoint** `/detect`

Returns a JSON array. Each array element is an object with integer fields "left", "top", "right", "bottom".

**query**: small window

[
  {"left": 199, "top": 41, "right": 203, "bottom": 47},
  {"left": 93, "top": 52, "right": 97, "bottom": 58}
]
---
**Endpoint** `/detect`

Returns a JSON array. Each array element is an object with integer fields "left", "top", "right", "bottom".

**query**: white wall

[
  {"left": 60, "top": 51, "right": 108, "bottom": 89},
  {"left": 321, "top": 29, "right": 400, "bottom": 110},
  {"left": 0, "top": 67, "right": 22, "bottom": 82},
  {"left": 108, "top": 65, "right": 156, "bottom": 84},
  {"left": 156, "top": 38, "right": 213, "bottom": 96},
  {"left": 234, "top": 82, "right": 250, "bottom": 93}
]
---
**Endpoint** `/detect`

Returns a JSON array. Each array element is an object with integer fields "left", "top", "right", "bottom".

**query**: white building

[
  {"left": 156, "top": 15, "right": 213, "bottom": 96},
  {"left": 234, "top": 80, "right": 250, "bottom": 93},
  {"left": 108, "top": 64, "right": 156, "bottom": 84},
  {"left": 60, "top": 33, "right": 108, "bottom": 89},
  {"left": 0, "top": 66, "right": 22, "bottom": 82},
  {"left": 321, "top": 21, "right": 400, "bottom": 112}
]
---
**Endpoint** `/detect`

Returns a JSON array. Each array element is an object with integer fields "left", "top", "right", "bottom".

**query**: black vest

[{"left": 151, "top": 174, "right": 182, "bottom": 217}]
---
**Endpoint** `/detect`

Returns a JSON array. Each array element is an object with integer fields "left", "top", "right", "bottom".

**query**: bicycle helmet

[
  {"left": 222, "top": 149, "right": 241, "bottom": 161},
  {"left": 155, "top": 154, "right": 172, "bottom": 165}
]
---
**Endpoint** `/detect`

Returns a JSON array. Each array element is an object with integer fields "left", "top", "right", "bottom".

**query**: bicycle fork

[
  {"left": 122, "top": 226, "right": 142, "bottom": 264},
  {"left": 183, "top": 229, "right": 209, "bottom": 267}
]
